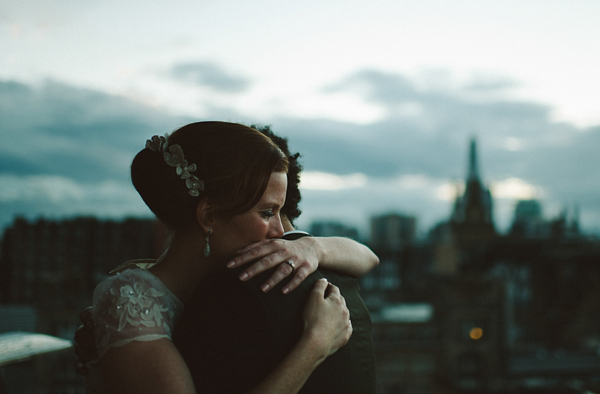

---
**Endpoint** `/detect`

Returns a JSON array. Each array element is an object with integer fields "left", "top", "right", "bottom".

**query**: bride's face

[{"left": 210, "top": 172, "right": 287, "bottom": 260}]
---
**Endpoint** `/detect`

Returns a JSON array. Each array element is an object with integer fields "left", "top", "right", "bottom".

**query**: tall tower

[
  {"left": 468, "top": 138, "right": 479, "bottom": 181},
  {"left": 451, "top": 138, "right": 496, "bottom": 239}
]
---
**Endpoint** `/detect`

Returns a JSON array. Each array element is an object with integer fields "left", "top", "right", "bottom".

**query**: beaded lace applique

[{"left": 146, "top": 135, "right": 204, "bottom": 196}]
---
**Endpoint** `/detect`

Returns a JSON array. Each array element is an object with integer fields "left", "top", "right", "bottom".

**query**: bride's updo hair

[{"left": 131, "top": 121, "right": 288, "bottom": 229}]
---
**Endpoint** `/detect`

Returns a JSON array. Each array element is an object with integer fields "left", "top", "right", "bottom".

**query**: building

[
  {"left": 437, "top": 277, "right": 506, "bottom": 392},
  {"left": 369, "top": 138, "right": 600, "bottom": 393},
  {"left": 309, "top": 220, "right": 359, "bottom": 240},
  {"left": 371, "top": 214, "right": 416, "bottom": 252},
  {"left": 509, "top": 199, "right": 550, "bottom": 238},
  {"left": 450, "top": 138, "right": 496, "bottom": 241},
  {"left": 0, "top": 216, "right": 165, "bottom": 393},
  {"left": 429, "top": 138, "right": 497, "bottom": 276},
  {"left": 370, "top": 303, "right": 440, "bottom": 394},
  {"left": 427, "top": 139, "right": 600, "bottom": 392},
  {"left": 362, "top": 214, "right": 418, "bottom": 305}
]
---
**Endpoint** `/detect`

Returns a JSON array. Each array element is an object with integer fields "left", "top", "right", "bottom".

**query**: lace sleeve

[{"left": 91, "top": 269, "right": 183, "bottom": 360}]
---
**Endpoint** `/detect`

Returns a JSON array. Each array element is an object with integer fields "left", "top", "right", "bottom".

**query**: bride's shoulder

[
  {"left": 92, "top": 268, "right": 179, "bottom": 309},
  {"left": 90, "top": 268, "right": 183, "bottom": 359}
]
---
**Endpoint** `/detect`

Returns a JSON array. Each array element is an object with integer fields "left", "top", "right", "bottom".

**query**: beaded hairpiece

[{"left": 145, "top": 135, "right": 204, "bottom": 197}]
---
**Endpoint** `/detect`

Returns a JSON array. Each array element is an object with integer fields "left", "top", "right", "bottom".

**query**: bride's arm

[
  {"left": 228, "top": 236, "right": 379, "bottom": 293},
  {"left": 98, "top": 339, "right": 196, "bottom": 394}
]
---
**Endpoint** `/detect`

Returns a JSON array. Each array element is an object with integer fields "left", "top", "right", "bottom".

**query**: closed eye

[{"left": 260, "top": 210, "right": 276, "bottom": 219}]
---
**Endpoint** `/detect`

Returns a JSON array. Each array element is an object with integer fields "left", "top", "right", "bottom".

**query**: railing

[{"left": 0, "top": 332, "right": 73, "bottom": 394}]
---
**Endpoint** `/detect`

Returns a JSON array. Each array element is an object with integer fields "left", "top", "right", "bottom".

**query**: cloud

[
  {"left": 0, "top": 174, "right": 151, "bottom": 231},
  {"left": 168, "top": 62, "right": 251, "bottom": 93},
  {"left": 1, "top": 71, "right": 600, "bottom": 235},
  {"left": 490, "top": 178, "right": 541, "bottom": 200},
  {"left": 280, "top": 68, "right": 600, "bottom": 232},
  {"left": 324, "top": 69, "right": 418, "bottom": 110},
  {"left": 317, "top": 74, "right": 557, "bottom": 192},
  {"left": 463, "top": 74, "right": 521, "bottom": 92},
  {"left": 0, "top": 174, "right": 86, "bottom": 202},
  {"left": 0, "top": 79, "right": 183, "bottom": 182},
  {"left": 295, "top": 172, "right": 455, "bottom": 237},
  {"left": 0, "top": 78, "right": 186, "bottom": 230},
  {"left": 300, "top": 171, "right": 368, "bottom": 190}
]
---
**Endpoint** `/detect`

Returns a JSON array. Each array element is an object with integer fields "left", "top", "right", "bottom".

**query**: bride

[{"left": 86, "top": 121, "right": 359, "bottom": 393}]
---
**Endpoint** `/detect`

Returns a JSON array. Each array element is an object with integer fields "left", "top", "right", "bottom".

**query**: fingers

[
  {"left": 310, "top": 279, "right": 343, "bottom": 301},
  {"left": 227, "top": 239, "right": 282, "bottom": 270},
  {"left": 234, "top": 239, "right": 269, "bottom": 255},
  {"left": 259, "top": 260, "right": 295, "bottom": 292},
  {"left": 310, "top": 280, "right": 347, "bottom": 316},
  {"left": 304, "top": 279, "right": 352, "bottom": 357},
  {"left": 228, "top": 241, "right": 290, "bottom": 281},
  {"left": 310, "top": 277, "right": 329, "bottom": 297},
  {"left": 281, "top": 266, "right": 311, "bottom": 294},
  {"left": 227, "top": 239, "right": 306, "bottom": 292},
  {"left": 325, "top": 281, "right": 342, "bottom": 299},
  {"left": 325, "top": 283, "right": 349, "bottom": 325},
  {"left": 228, "top": 238, "right": 320, "bottom": 294},
  {"left": 345, "top": 318, "right": 353, "bottom": 343},
  {"left": 332, "top": 289, "right": 352, "bottom": 350}
]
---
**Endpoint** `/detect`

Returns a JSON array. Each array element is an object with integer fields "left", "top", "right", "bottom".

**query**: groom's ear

[{"left": 195, "top": 198, "right": 219, "bottom": 231}]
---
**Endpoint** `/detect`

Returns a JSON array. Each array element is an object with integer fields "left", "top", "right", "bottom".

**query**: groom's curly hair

[{"left": 251, "top": 124, "right": 303, "bottom": 226}]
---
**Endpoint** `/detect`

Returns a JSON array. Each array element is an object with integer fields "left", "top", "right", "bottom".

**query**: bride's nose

[{"left": 267, "top": 216, "right": 285, "bottom": 239}]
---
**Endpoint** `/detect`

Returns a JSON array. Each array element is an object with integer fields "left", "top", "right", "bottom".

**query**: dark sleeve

[
  {"left": 298, "top": 269, "right": 377, "bottom": 394},
  {"left": 173, "top": 240, "right": 376, "bottom": 394}
]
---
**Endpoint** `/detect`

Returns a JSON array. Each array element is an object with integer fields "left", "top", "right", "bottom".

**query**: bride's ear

[{"left": 195, "top": 198, "right": 218, "bottom": 232}]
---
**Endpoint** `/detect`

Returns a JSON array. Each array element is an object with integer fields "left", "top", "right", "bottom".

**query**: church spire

[
  {"left": 468, "top": 137, "right": 479, "bottom": 181},
  {"left": 451, "top": 137, "right": 495, "bottom": 230}
]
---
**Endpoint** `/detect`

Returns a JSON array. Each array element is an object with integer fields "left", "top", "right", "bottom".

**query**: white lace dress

[{"left": 85, "top": 267, "right": 184, "bottom": 393}]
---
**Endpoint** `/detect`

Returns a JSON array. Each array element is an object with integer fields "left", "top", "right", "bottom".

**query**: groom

[{"left": 171, "top": 126, "right": 376, "bottom": 393}]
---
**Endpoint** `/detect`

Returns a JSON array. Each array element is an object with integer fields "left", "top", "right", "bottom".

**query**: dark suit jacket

[{"left": 172, "top": 235, "right": 376, "bottom": 393}]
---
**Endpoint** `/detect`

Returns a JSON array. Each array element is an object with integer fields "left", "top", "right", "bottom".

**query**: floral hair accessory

[{"left": 145, "top": 134, "right": 204, "bottom": 197}]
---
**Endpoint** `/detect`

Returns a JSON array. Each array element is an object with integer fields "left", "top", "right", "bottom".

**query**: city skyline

[{"left": 0, "top": 116, "right": 597, "bottom": 237}]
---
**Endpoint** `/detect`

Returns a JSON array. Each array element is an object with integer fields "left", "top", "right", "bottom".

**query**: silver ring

[{"left": 284, "top": 260, "right": 295, "bottom": 270}]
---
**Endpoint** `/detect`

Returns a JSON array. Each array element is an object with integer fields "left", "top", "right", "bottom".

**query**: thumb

[{"left": 309, "top": 278, "right": 328, "bottom": 300}]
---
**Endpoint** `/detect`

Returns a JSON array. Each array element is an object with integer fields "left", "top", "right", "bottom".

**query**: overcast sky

[{"left": 1, "top": 0, "right": 599, "bottom": 237}]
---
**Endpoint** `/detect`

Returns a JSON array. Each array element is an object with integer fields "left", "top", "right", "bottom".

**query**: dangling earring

[{"left": 204, "top": 229, "right": 211, "bottom": 258}]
